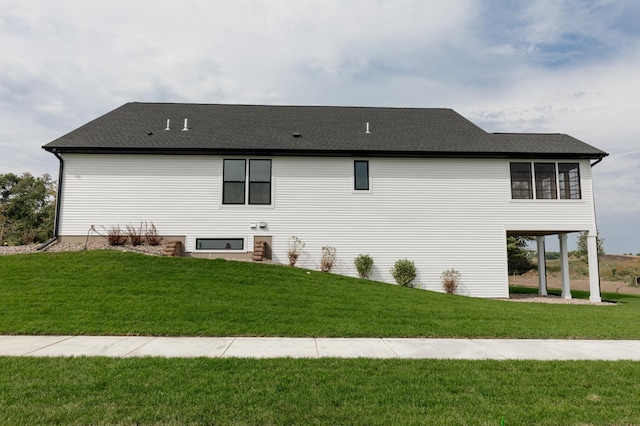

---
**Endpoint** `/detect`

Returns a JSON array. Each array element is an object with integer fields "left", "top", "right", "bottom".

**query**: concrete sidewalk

[{"left": 2, "top": 336, "right": 640, "bottom": 360}]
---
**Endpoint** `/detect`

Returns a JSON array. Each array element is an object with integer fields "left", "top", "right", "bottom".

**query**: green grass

[
  {"left": 1, "top": 357, "right": 640, "bottom": 425},
  {"left": 2, "top": 250, "right": 640, "bottom": 338}
]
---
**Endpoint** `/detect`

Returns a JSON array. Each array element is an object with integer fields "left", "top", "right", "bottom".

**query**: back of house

[{"left": 43, "top": 102, "right": 608, "bottom": 298}]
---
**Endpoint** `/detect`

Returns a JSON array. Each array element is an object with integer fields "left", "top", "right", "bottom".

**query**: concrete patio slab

[
  {"left": 222, "top": 337, "right": 318, "bottom": 358},
  {"left": 28, "top": 336, "right": 154, "bottom": 357},
  {"left": 1, "top": 336, "right": 639, "bottom": 360},
  {"left": 128, "top": 337, "right": 235, "bottom": 358},
  {"left": 384, "top": 338, "right": 506, "bottom": 359},
  {"left": 477, "top": 339, "right": 594, "bottom": 360},
  {"left": 553, "top": 340, "right": 640, "bottom": 361},
  {"left": 0, "top": 336, "right": 73, "bottom": 356},
  {"left": 315, "top": 338, "right": 397, "bottom": 358}
]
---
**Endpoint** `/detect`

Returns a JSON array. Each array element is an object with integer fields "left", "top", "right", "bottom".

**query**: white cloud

[{"left": 1, "top": 0, "right": 639, "bottom": 251}]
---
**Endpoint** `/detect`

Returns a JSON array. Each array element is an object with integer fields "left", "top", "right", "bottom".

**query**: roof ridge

[{"left": 130, "top": 101, "right": 455, "bottom": 111}]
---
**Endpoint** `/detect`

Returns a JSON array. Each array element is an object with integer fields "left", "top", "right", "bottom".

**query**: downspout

[
  {"left": 37, "top": 149, "right": 64, "bottom": 250},
  {"left": 590, "top": 155, "right": 605, "bottom": 168}
]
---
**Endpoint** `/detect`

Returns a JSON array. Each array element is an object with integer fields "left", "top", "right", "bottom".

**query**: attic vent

[
  {"left": 366, "top": 122, "right": 371, "bottom": 134},
  {"left": 165, "top": 119, "right": 170, "bottom": 130},
  {"left": 182, "top": 118, "right": 188, "bottom": 131},
  {"left": 293, "top": 132, "right": 301, "bottom": 138}
]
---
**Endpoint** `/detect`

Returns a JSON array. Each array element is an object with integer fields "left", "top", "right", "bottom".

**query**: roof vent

[
  {"left": 182, "top": 118, "right": 188, "bottom": 131},
  {"left": 366, "top": 122, "right": 371, "bottom": 134},
  {"left": 165, "top": 119, "right": 170, "bottom": 131},
  {"left": 293, "top": 132, "right": 301, "bottom": 138},
  {"left": 147, "top": 131, "right": 153, "bottom": 136}
]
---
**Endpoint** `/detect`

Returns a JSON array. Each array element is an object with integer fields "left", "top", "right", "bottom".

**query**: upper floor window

[
  {"left": 510, "top": 163, "right": 532, "bottom": 199},
  {"left": 510, "top": 161, "right": 581, "bottom": 200},
  {"left": 558, "top": 163, "right": 581, "bottom": 199},
  {"left": 223, "top": 159, "right": 272, "bottom": 205},
  {"left": 534, "top": 163, "right": 557, "bottom": 199},
  {"left": 354, "top": 160, "right": 369, "bottom": 191}
]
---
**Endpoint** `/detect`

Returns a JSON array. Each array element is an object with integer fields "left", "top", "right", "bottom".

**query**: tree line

[{"left": 1, "top": 172, "right": 56, "bottom": 245}]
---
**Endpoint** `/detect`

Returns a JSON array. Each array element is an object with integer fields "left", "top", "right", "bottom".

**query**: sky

[{"left": 1, "top": 0, "right": 639, "bottom": 254}]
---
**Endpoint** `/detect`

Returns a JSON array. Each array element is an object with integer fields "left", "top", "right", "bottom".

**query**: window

[
  {"left": 223, "top": 159, "right": 246, "bottom": 204},
  {"left": 223, "top": 159, "right": 272, "bottom": 205},
  {"left": 196, "top": 238, "right": 244, "bottom": 250},
  {"left": 249, "top": 160, "right": 272, "bottom": 204},
  {"left": 510, "top": 163, "right": 532, "bottom": 199},
  {"left": 354, "top": 160, "right": 369, "bottom": 190},
  {"left": 510, "top": 161, "right": 581, "bottom": 200},
  {"left": 558, "top": 163, "right": 581, "bottom": 199},
  {"left": 534, "top": 163, "right": 557, "bottom": 199}
]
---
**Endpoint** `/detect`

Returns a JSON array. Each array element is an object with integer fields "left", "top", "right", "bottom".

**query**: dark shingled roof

[{"left": 43, "top": 102, "right": 608, "bottom": 160}]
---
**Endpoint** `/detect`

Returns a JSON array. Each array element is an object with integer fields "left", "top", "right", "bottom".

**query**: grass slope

[
  {"left": 1, "top": 250, "right": 640, "bottom": 338},
  {"left": 2, "top": 357, "right": 640, "bottom": 425}
]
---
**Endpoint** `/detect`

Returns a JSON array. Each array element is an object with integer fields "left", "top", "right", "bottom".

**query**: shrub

[
  {"left": 144, "top": 221, "right": 162, "bottom": 246},
  {"left": 441, "top": 268, "right": 461, "bottom": 294},
  {"left": 126, "top": 222, "right": 144, "bottom": 246},
  {"left": 21, "top": 229, "right": 37, "bottom": 245},
  {"left": 321, "top": 246, "right": 337, "bottom": 272},
  {"left": 288, "top": 236, "right": 305, "bottom": 266},
  {"left": 390, "top": 259, "right": 417, "bottom": 287},
  {"left": 354, "top": 254, "right": 374, "bottom": 279},
  {"left": 106, "top": 226, "right": 127, "bottom": 246}
]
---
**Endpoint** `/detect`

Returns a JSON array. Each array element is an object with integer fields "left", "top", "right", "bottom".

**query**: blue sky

[{"left": 1, "top": 0, "right": 639, "bottom": 253}]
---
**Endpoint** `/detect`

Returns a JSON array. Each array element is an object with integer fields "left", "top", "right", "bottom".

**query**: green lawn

[
  {"left": 2, "top": 357, "right": 640, "bottom": 425},
  {"left": 1, "top": 250, "right": 639, "bottom": 338},
  {"left": 3, "top": 250, "right": 640, "bottom": 425}
]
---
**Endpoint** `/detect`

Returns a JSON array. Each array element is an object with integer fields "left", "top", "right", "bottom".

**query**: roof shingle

[{"left": 43, "top": 102, "right": 608, "bottom": 159}]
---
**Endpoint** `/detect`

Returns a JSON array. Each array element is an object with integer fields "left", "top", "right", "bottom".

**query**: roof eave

[{"left": 43, "top": 145, "right": 608, "bottom": 160}]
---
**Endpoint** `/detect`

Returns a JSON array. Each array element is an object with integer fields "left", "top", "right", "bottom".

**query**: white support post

[
  {"left": 536, "top": 236, "right": 547, "bottom": 296},
  {"left": 587, "top": 231, "right": 602, "bottom": 303},
  {"left": 559, "top": 233, "right": 572, "bottom": 299}
]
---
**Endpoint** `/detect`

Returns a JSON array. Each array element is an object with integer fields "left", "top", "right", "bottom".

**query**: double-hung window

[
  {"left": 223, "top": 159, "right": 272, "bottom": 205},
  {"left": 510, "top": 161, "right": 581, "bottom": 200}
]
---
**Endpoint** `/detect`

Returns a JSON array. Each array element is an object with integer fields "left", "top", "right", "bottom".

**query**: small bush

[
  {"left": 288, "top": 236, "right": 305, "bottom": 266},
  {"left": 321, "top": 246, "right": 337, "bottom": 272},
  {"left": 441, "top": 268, "right": 461, "bottom": 294},
  {"left": 354, "top": 254, "right": 374, "bottom": 279},
  {"left": 21, "top": 229, "right": 37, "bottom": 245},
  {"left": 145, "top": 221, "right": 162, "bottom": 246},
  {"left": 106, "top": 226, "right": 127, "bottom": 246},
  {"left": 390, "top": 259, "right": 417, "bottom": 287},
  {"left": 126, "top": 222, "right": 144, "bottom": 246}
]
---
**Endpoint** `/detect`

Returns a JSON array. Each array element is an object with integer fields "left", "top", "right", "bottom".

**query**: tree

[
  {"left": 0, "top": 172, "right": 56, "bottom": 245},
  {"left": 576, "top": 231, "right": 604, "bottom": 259},
  {"left": 507, "top": 236, "right": 534, "bottom": 275}
]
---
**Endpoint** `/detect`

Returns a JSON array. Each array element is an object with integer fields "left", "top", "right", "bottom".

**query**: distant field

[
  {"left": 2, "top": 250, "right": 640, "bottom": 339},
  {"left": 512, "top": 254, "right": 640, "bottom": 295}
]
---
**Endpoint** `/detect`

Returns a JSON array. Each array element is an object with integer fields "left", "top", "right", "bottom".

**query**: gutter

[
  {"left": 37, "top": 149, "right": 64, "bottom": 251},
  {"left": 590, "top": 154, "right": 608, "bottom": 168}
]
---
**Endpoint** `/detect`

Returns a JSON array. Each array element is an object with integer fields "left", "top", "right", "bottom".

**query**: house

[{"left": 42, "top": 102, "right": 608, "bottom": 300}]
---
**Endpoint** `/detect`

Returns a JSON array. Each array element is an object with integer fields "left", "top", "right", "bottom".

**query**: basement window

[{"left": 196, "top": 238, "right": 244, "bottom": 250}]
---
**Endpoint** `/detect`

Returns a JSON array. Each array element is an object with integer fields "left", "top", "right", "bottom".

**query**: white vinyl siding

[{"left": 59, "top": 154, "right": 598, "bottom": 298}]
